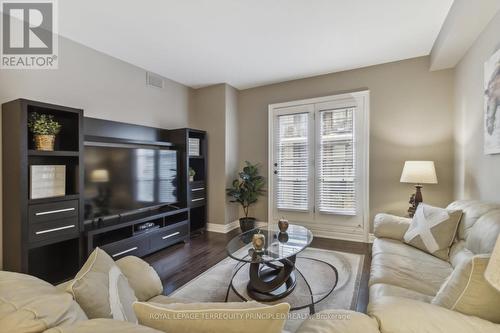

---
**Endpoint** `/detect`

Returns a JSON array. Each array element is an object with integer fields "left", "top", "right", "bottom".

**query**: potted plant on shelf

[
  {"left": 226, "top": 161, "right": 265, "bottom": 232},
  {"left": 188, "top": 167, "right": 196, "bottom": 182},
  {"left": 28, "top": 112, "right": 61, "bottom": 151}
]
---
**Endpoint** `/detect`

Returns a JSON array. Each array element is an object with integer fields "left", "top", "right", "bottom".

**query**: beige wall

[
  {"left": 225, "top": 85, "right": 240, "bottom": 223},
  {"left": 189, "top": 84, "right": 227, "bottom": 225},
  {"left": 454, "top": 12, "right": 500, "bottom": 201},
  {"left": 0, "top": 36, "right": 191, "bottom": 268},
  {"left": 237, "top": 56, "right": 455, "bottom": 226},
  {"left": 189, "top": 83, "right": 241, "bottom": 225}
]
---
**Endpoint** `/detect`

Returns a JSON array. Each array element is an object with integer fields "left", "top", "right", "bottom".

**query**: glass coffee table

[{"left": 225, "top": 224, "right": 338, "bottom": 313}]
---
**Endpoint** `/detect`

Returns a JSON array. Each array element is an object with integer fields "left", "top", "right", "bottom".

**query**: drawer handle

[
  {"left": 162, "top": 231, "right": 180, "bottom": 240},
  {"left": 35, "top": 207, "right": 75, "bottom": 216},
  {"left": 35, "top": 224, "right": 75, "bottom": 235},
  {"left": 191, "top": 188, "right": 204, "bottom": 192},
  {"left": 112, "top": 247, "right": 138, "bottom": 258},
  {"left": 192, "top": 198, "right": 205, "bottom": 202}
]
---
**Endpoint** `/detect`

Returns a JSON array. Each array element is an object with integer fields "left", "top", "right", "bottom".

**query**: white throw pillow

[
  {"left": 67, "top": 247, "right": 137, "bottom": 322},
  {"left": 432, "top": 254, "right": 500, "bottom": 323},
  {"left": 133, "top": 301, "right": 290, "bottom": 333},
  {"left": 403, "top": 203, "right": 462, "bottom": 260}
]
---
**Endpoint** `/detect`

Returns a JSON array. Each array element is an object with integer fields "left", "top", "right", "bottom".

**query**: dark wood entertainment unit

[{"left": 2, "top": 99, "right": 207, "bottom": 283}]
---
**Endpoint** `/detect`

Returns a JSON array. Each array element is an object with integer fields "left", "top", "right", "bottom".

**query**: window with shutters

[
  {"left": 276, "top": 113, "right": 309, "bottom": 211},
  {"left": 269, "top": 91, "right": 369, "bottom": 237},
  {"left": 318, "top": 108, "right": 356, "bottom": 215}
]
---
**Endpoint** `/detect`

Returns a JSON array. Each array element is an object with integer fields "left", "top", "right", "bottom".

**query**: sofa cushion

[
  {"left": 133, "top": 301, "right": 290, "bottom": 333},
  {"left": 370, "top": 239, "right": 452, "bottom": 296},
  {"left": 369, "top": 296, "right": 500, "bottom": 333},
  {"left": 369, "top": 283, "right": 433, "bottom": 303},
  {"left": 44, "top": 319, "right": 162, "bottom": 333},
  {"left": 465, "top": 210, "right": 500, "bottom": 255},
  {"left": 116, "top": 256, "right": 163, "bottom": 302},
  {"left": 446, "top": 200, "right": 500, "bottom": 242},
  {"left": 0, "top": 271, "right": 87, "bottom": 333},
  {"left": 295, "top": 309, "right": 379, "bottom": 333},
  {"left": 66, "top": 247, "right": 137, "bottom": 321},
  {"left": 448, "top": 240, "right": 474, "bottom": 268},
  {"left": 403, "top": 204, "right": 462, "bottom": 260},
  {"left": 432, "top": 254, "right": 500, "bottom": 323}
]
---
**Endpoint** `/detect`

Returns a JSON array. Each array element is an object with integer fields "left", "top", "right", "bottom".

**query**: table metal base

[
  {"left": 247, "top": 255, "right": 297, "bottom": 301},
  {"left": 226, "top": 256, "right": 338, "bottom": 314}
]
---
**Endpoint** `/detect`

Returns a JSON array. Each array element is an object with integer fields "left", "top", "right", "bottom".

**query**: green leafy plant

[
  {"left": 226, "top": 161, "right": 266, "bottom": 219},
  {"left": 28, "top": 112, "right": 61, "bottom": 135},
  {"left": 188, "top": 167, "right": 196, "bottom": 177}
]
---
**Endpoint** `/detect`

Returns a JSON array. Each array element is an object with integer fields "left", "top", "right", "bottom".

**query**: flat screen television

[{"left": 84, "top": 144, "right": 178, "bottom": 220}]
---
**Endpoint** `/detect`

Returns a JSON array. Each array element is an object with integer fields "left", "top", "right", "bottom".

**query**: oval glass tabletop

[{"left": 226, "top": 224, "right": 313, "bottom": 264}]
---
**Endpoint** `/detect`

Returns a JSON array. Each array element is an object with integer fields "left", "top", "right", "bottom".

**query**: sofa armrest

[
  {"left": 373, "top": 214, "right": 411, "bottom": 241},
  {"left": 368, "top": 296, "right": 500, "bottom": 333},
  {"left": 296, "top": 310, "right": 380, "bottom": 333},
  {"left": 116, "top": 256, "right": 164, "bottom": 301}
]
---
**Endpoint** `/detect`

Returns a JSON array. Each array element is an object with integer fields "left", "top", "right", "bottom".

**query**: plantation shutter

[
  {"left": 275, "top": 112, "right": 309, "bottom": 211},
  {"left": 318, "top": 108, "right": 356, "bottom": 215}
]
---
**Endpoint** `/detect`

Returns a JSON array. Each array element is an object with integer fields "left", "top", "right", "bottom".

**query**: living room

[{"left": 1, "top": 1, "right": 500, "bottom": 332}]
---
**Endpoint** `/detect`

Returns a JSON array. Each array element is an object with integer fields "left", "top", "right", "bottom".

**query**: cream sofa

[
  {"left": 1, "top": 252, "right": 293, "bottom": 333},
  {"left": 297, "top": 200, "right": 500, "bottom": 332},
  {"left": 0, "top": 256, "right": 173, "bottom": 332}
]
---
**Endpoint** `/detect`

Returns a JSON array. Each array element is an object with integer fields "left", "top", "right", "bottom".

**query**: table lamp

[
  {"left": 400, "top": 161, "right": 437, "bottom": 217},
  {"left": 485, "top": 235, "right": 500, "bottom": 292}
]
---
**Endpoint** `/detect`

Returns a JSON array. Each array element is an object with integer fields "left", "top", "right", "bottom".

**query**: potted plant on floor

[
  {"left": 28, "top": 112, "right": 61, "bottom": 151},
  {"left": 226, "top": 161, "right": 265, "bottom": 232}
]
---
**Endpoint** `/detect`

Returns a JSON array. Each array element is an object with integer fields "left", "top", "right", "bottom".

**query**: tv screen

[{"left": 84, "top": 145, "right": 178, "bottom": 220}]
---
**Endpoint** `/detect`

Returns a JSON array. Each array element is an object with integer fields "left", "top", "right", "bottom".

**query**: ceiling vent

[{"left": 146, "top": 72, "right": 164, "bottom": 89}]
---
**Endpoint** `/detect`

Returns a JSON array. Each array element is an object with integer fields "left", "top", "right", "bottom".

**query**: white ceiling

[{"left": 59, "top": 0, "right": 454, "bottom": 89}]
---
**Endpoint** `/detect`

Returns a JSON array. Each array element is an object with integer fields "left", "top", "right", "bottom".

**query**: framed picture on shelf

[
  {"left": 30, "top": 165, "right": 66, "bottom": 199},
  {"left": 188, "top": 137, "right": 200, "bottom": 156}
]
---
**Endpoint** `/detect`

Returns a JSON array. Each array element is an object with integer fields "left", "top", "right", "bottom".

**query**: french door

[{"left": 268, "top": 91, "right": 369, "bottom": 241}]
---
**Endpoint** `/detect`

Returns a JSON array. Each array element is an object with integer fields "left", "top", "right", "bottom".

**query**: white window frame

[{"left": 268, "top": 90, "right": 370, "bottom": 242}]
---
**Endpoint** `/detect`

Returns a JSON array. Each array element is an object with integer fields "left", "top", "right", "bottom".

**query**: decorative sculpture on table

[
  {"left": 252, "top": 231, "right": 265, "bottom": 253},
  {"left": 278, "top": 217, "right": 289, "bottom": 232}
]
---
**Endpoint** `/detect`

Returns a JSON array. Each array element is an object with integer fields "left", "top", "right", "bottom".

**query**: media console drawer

[
  {"left": 29, "top": 200, "right": 79, "bottom": 224},
  {"left": 150, "top": 221, "right": 188, "bottom": 251},
  {"left": 29, "top": 217, "right": 79, "bottom": 243},
  {"left": 101, "top": 237, "right": 148, "bottom": 260}
]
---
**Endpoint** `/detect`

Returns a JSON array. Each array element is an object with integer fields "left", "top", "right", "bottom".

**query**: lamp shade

[
  {"left": 485, "top": 235, "right": 500, "bottom": 291},
  {"left": 90, "top": 169, "right": 109, "bottom": 183},
  {"left": 400, "top": 161, "right": 438, "bottom": 184}
]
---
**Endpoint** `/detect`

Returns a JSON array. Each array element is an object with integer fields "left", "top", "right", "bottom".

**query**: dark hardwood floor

[{"left": 143, "top": 230, "right": 372, "bottom": 313}]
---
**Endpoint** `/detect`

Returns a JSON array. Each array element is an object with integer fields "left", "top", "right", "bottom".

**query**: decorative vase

[
  {"left": 239, "top": 217, "right": 256, "bottom": 232},
  {"left": 278, "top": 218, "right": 289, "bottom": 232},
  {"left": 34, "top": 134, "right": 55, "bottom": 151},
  {"left": 252, "top": 233, "right": 265, "bottom": 252},
  {"left": 189, "top": 175, "right": 194, "bottom": 182}
]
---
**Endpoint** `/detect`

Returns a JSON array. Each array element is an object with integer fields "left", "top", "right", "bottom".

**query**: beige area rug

[{"left": 170, "top": 247, "right": 364, "bottom": 332}]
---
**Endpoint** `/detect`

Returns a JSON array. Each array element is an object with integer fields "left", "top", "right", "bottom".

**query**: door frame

[{"left": 267, "top": 90, "right": 370, "bottom": 242}]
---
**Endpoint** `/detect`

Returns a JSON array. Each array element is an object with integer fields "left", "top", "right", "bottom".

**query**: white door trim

[{"left": 268, "top": 90, "right": 370, "bottom": 242}]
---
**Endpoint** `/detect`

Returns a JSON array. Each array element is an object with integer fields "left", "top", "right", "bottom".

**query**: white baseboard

[{"left": 206, "top": 220, "right": 268, "bottom": 234}]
